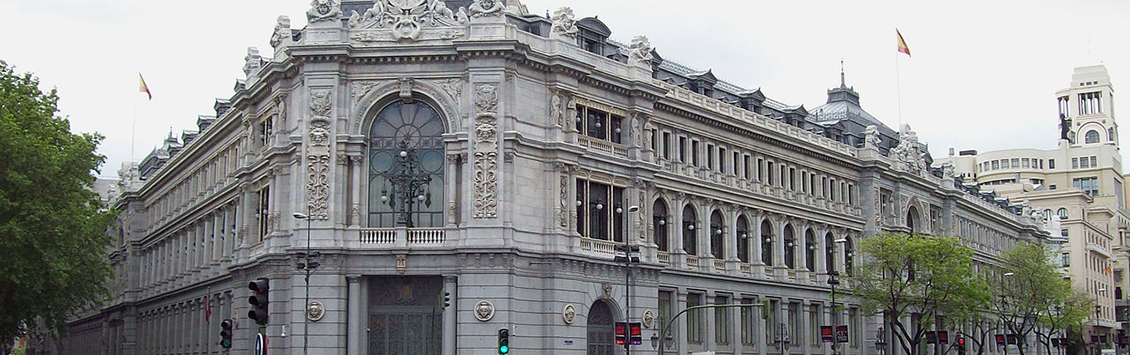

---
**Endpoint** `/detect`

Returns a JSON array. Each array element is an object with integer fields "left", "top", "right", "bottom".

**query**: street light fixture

[
  {"left": 378, "top": 139, "right": 432, "bottom": 227},
  {"left": 829, "top": 238, "right": 848, "bottom": 355},
  {"left": 615, "top": 205, "right": 642, "bottom": 355},
  {"left": 292, "top": 211, "right": 319, "bottom": 355}
]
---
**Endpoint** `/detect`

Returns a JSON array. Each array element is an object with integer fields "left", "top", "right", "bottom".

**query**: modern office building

[
  {"left": 43, "top": 1, "right": 1051, "bottom": 354},
  {"left": 937, "top": 65, "right": 1127, "bottom": 352}
]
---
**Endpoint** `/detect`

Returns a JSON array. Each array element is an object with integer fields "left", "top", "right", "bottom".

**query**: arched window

[
  {"left": 683, "top": 205, "right": 697, "bottom": 255},
  {"left": 907, "top": 206, "right": 919, "bottom": 235},
  {"left": 805, "top": 229, "right": 816, "bottom": 271},
  {"left": 653, "top": 199, "right": 669, "bottom": 252},
  {"left": 760, "top": 220, "right": 773, "bottom": 265},
  {"left": 368, "top": 100, "right": 445, "bottom": 228},
  {"left": 1057, "top": 208, "right": 1069, "bottom": 220},
  {"left": 783, "top": 224, "right": 796, "bottom": 269},
  {"left": 710, "top": 210, "right": 725, "bottom": 259},
  {"left": 1085, "top": 130, "right": 1101, "bottom": 144},
  {"left": 736, "top": 216, "right": 750, "bottom": 263}
]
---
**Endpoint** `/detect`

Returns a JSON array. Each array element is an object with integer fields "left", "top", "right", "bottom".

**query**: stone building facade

[{"left": 46, "top": 1, "right": 1049, "bottom": 355}]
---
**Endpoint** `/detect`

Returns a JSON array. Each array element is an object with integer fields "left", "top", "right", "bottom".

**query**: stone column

[
  {"left": 347, "top": 275, "right": 362, "bottom": 355},
  {"left": 350, "top": 155, "right": 362, "bottom": 228},
  {"left": 677, "top": 290, "right": 689, "bottom": 354}
]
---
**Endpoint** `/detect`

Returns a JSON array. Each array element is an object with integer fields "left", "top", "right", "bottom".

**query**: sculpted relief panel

[
  {"left": 307, "top": 89, "right": 333, "bottom": 220},
  {"left": 473, "top": 84, "right": 499, "bottom": 219}
]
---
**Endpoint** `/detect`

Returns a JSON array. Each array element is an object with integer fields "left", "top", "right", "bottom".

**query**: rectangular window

[
  {"left": 687, "top": 293, "right": 703, "bottom": 343},
  {"left": 992, "top": 160, "right": 1000, "bottom": 170},
  {"left": 1073, "top": 177, "right": 1099, "bottom": 197},
  {"left": 1073, "top": 157, "right": 1080, "bottom": 169},
  {"left": 756, "top": 158, "right": 764, "bottom": 182},
  {"left": 719, "top": 147, "right": 727, "bottom": 174},
  {"left": 679, "top": 137, "right": 687, "bottom": 163},
  {"left": 809, "top": 304, "right": 821, "bottom": 346},
  {"left": 691, "top": 141, "right": 700, "bottom": 166},
  {"left": 765, "top": 299, "right": 778, "bottom": 344},
  {"left": 1061, "top": 229, "right": 1069, "bottom": 237},
  {"left": 1090, "top": 156, "right": 1097, "bottom": 167},
  {"left": 1049, "top": 159, "right": 1055, "bottom": 169},
  {"left": 732, "top": 151, "right": 740, "bottom": 176},
  {"left": 662, "top": 132, "right": 671, "bottom": 160},
  {"left": 789, "top": 168, "right": 796, "bottom": 191},
  {"left": 1022, "top": 158, "right": 1030, "bottom": 168},
  {"left": 743, "top": 155, "right": 751, "bottom": 179},
  {"left": 715, "top": 296, "right": 730, "bottom": 345},
  {"left": 649, "top": 129, "right": 658, "bottom": 152},
  {"left": 850, "top": 308, "right": 861, "bottom": 348},
  {"left": 706, "top": 144, "right": 715, "bottom": 170},
  {"left": 790, "top": 302, "right": 802, "bottom": 346},
  {"left": 1061, "top": 253, "right": 1071, "bottom": 267},
  {"left": 659, "top": 291, "right": 673, "bottom": 349},
  {"left": 741, "top": 298, "right": 757, "bottom": 345},
  {"left": 1011, "top": 158, "right": 1019, "bottom": 168},
  {"left": 256, "top": 185, "right": 270, "bottom": 242}
]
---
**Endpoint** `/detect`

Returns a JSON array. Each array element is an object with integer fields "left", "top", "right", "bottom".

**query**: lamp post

[
  {"left": 378, "top": 139, "right": 432, "bottom": 227},
  {"left": 615, "top": 205, "right": 642, "bottom": 355},
  {"left": 829, "top": 238, "right": 848, "bottom": 355},
  {"left": 292, "top": 211, "right": 319, "bottom": 355}
]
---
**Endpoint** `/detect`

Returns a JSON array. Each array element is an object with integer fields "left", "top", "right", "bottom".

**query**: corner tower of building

[{"left": 1058, "top": 65, "right": 1118, "bottom": 147}]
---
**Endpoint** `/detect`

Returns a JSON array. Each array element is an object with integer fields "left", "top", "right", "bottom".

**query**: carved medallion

[
  {"left": 563, "top": 304, "right": 577, "bottom": 324},
  {"left": 475, "top": 300, "right": 495, "bottom": 321},
  {"left": 643, "top": 310, "right": 655, "bottom": 328},
  {"left": 307, "top": 300, "right": 326, "bottom": 321}
]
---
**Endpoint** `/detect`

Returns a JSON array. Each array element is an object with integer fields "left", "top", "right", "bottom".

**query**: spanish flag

[
  {"left": 896, "top": 29, "right": 911, "bottom": 57},
  {"left": 139, "top": 73, "right": 152, "bottom": 100}
]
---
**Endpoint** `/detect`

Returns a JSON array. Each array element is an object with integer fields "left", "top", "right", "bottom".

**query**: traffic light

[
  {"left": 498, "top": 328, "right": 510, "bottom": 354},
  {"left": 219, "top": 319, "right": 233, "bottom": 349},
  {"left": 443, "top": 291, "right": 451, "bottom": 308},
  {"left": 248, "top": 277, "right": 270, "bottom": 325},
  {"left": 615, "top": 322, "right": 627, "bottom": 346},
  {"left": 957, "top": 337, "right": 966, "bottom": 355}
]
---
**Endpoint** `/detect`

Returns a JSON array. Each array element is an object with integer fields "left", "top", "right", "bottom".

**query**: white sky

[{"left": 2, "top": 0, "right": 1128, "bottom": 178}]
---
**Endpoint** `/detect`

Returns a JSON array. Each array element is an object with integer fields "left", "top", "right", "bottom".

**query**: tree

[
  {"left": 993, "top": 243, "right": 1090, "bottom": 355},
  {"left": 851, "top": 233, "right": 991, "bottom": 355},
  {"left": 0, "top": 60, "right": 116, "bottom": 342}
]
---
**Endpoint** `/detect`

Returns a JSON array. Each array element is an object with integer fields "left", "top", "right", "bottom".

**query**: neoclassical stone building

[{"left": 48, "top": 1, "right": 1049, "bottom": 355}]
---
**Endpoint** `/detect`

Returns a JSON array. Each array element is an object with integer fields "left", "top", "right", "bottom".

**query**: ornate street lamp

[{"left": 379, "top": 139, "right": 432, "bottom": 227}]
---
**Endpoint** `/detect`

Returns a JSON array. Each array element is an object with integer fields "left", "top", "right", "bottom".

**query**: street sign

[
  {"left": 255, "top": 333, "right": 267, "bottom": 355},
  {"left": 820, "top": 326, "right": 834, "bottom": 343}
]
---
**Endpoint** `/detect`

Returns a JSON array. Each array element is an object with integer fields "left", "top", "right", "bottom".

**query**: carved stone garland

[
  {"left": 306, "top": 89, "right": 333, "bottom": 220},
  {"left": 473, "top": 84, "right": 499, "bottom": 219}
]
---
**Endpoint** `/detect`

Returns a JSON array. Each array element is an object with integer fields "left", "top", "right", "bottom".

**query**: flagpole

[
  {"left": 131, "top": 79, "right": 138, "bottom": 163},
  {"left": 896, "top": 49, "right": 903, "bottom": 129}
]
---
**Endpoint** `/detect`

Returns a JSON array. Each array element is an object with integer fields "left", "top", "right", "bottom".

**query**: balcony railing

[
  {"left": 581, "top": 238, "right": 619, "bottom": 257},
  {"left": 359, "top": 227, "right": 446, "bottom": 246}
]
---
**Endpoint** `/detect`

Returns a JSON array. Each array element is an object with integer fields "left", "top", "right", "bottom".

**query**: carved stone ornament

[
  {"left": 601, "top": 282, "right": 613, "bottom": 300},
  {"left": 551, "top": 90, "right": 564, "bottom": 127},
  {"left": 474, "top": 300, "right": 495, "bottom": 321},
  {"left": 558, "top": 175, "right": 569, "bottom": 227},
  {"left": 307, "top": 0, "right": 343, "bottom": 23},
  {"left": 628, "top": 35, "right": 653, "bottom": 64},
  {"left": 270, "top": 16, "right": 292, "bottom": 49},
  {"left": 310, "top": 89, "right": 332, "bottom": 118},
  {"left": 467, "top": 0, "right": 504, "bottom": 18},
  {"left": 942, "top": 163, "right": 956, "bottom": 179},
  {"left": 473, "top": 84, "right": 499, "bottom": 219},
  {"left": 864, "top": 125, "right": 882, "bottom": 150},
  {"left": 550, "top": 7, "right": 578, "bottom": 39},
  {"left": 306, "top": 300, "right": 326, "bottom": 321},
  {"left": 562, "top": 304, "right": 577, "bottom": 324},
  {"left": 347, "top": 0, "right": 468, "bottom": 42},
  {"left": 306, "top": 155, "right": 331, "bottom": 219},
  {"left": 306, "top": 89, "right": 333, "bottom": 220},
  {"left": 889, "top": 124, "right": 927, "bottom": 176},
  {"left": 643, "top": 310, "right": 655, "bottom": 328},
  {"left": 243, "top": 47, "right": 262, "bottom": 77}
]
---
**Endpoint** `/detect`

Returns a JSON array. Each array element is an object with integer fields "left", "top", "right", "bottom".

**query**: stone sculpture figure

[
  {"left": 468, "top": 0, "right": 504, "bottom": 18},
  {"left": 628, "top": 35, "right": 653, "bottom": 64},
  {"left": 864, "top": 125, "right": 881, "bottom": 150},
  {"left": 550, "top": 7, "right": 578, "bottom": 39},
  {"left": 307, "top": 0, "right": 343, "bottom": 23}
]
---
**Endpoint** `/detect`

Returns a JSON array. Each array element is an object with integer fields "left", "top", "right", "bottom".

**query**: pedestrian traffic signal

[
  {"left": 629, "top": 322, "right": 643, "bottom": 345},
  {"left": 498, "top": 328, "right": 510, "bottom": 354},
  {"left": 615, "top": 322, "right": 627, "bottom": 345},
  {"left": 248, "top": 277, "right": 270, "bottom": 325},
  {"left": 219, "top": 319, "right": 233, "bottom": 349}
]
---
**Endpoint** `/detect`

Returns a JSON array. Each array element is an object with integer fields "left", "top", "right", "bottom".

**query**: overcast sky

[{"left": 2, "top": 0, "right": 1128, "bottom": 178}]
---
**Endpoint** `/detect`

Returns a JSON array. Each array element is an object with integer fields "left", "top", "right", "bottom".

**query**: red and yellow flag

[
  {"left": 896, "top": 29, "right": 911, "bottom": 57},
  {"left": 139, "top": 73, "right": 152, "bottom": 100}
]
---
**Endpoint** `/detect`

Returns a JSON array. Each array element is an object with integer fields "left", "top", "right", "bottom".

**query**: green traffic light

[
  {"left": 500, "top": 345, "right": 509, "bottom": 353},
  {"left": 220, "top": 339, "right": 231, "bottom": 349}
]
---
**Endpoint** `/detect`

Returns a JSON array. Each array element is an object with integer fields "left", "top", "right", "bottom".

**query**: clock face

[{"left": 388, "top": 0, "right": 426, "bottom": 10}]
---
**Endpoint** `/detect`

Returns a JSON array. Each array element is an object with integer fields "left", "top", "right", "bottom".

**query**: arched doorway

[{"left": 587, "top": 300, "right": 616, "bottom": 355}]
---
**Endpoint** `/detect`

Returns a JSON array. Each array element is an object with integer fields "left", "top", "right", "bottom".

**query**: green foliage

[
  {"left": 850, "top": 233, "right": 990, "bottom": 355},
  {"left": 0, "top": 60, "right": 116, "bottom": 341},
  {"left": 993, "top": 242, "right": 1090, "bottom": 355}
]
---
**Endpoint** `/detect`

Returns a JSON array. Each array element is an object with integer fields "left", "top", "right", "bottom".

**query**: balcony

[{"left": 358, "top": 227, "right": 447, "bottom": 247}]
